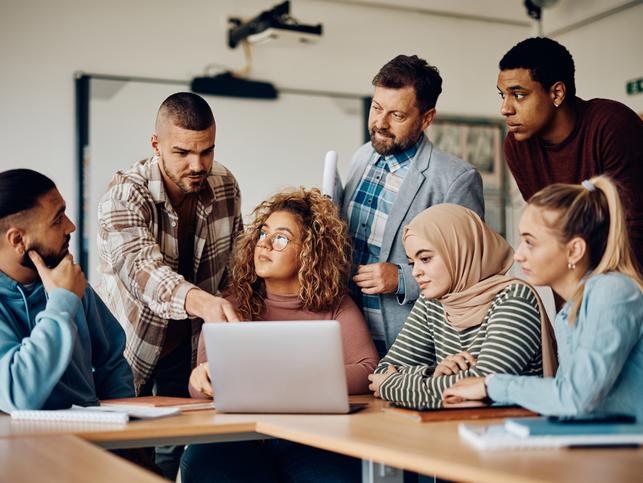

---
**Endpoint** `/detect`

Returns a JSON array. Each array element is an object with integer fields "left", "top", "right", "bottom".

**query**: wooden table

[
  {"left": 0, "top": 434, "right": 164, "bottom": 483},
  {"left": 1, "top": 397, "right": 642, "bottom": 483}
]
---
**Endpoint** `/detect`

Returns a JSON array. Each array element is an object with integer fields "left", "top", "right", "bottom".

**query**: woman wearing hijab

[{"left": 367, "top": 203, "right": 556, "bottom": 409}]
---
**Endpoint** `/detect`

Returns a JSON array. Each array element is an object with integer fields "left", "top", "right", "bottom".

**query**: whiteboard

[{"left": 86, "top": 77, "right": 363, "bottom": 284}]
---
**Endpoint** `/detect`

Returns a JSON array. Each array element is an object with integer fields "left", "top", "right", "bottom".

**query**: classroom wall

[
  {"left": 0, "top": 0, "right": 527, "bottom": 237},
  {"left": 1, "top": 0, "right": 641, "bottom": 257},
  {"left": 545, "top": 0, "right": 643, "bottom": 111}
]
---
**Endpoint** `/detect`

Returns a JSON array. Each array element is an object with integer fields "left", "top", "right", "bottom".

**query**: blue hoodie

[{"left": 0, "top": 270, "right": 134, "bottom": 412}]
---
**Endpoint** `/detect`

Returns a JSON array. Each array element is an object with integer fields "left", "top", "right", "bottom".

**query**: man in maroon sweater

[{"left": 497, "top": 37, "right": 643, "bottom": 269}]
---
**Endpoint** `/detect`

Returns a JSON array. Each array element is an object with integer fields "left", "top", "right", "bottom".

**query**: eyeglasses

[{"left": 257, "top": 231, "right": 297, "bottom": 252}]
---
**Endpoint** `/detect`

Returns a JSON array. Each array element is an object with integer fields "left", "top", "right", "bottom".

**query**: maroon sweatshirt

[{"left": 505, "top": 97, "right": 643, "bottom": 268}]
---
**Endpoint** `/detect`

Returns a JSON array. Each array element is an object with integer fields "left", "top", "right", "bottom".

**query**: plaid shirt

[
  {"left": 347, "top": 139, "right": 420, "bottom": 342},
  {"left": 96, "top": 157, "right": 242, "bottom": 391}
]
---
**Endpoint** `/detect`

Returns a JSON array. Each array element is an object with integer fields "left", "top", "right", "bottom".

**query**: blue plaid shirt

[{"left": 347, "top": 138, "right": 421, "bottom": 342}]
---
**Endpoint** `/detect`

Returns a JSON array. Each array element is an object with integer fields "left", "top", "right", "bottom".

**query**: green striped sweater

[{"left": 375, "top": 283, "right": 543, "bottom": 409}]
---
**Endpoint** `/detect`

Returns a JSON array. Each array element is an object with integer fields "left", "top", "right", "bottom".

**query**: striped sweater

[{"left": 375, "top": 283, "right": 543, "bottom": 409}]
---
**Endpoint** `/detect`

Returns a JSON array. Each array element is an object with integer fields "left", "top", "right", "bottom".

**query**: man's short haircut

[
  {"left": 499, "top": 37, "right": 576, "bottom": 98},
  {"left": 372, "top": 54, "right": 443, "bottom": 113},
  {"left": 158, "top": 92, "right": 215, "bottom": 131},
  {"left": 0, "top": 169, "right": 55, "bottom": 221}
]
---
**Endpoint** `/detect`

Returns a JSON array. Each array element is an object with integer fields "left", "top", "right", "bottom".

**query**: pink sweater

[{"left": 189, "top": 292, "right": 378, "bottom": 398}]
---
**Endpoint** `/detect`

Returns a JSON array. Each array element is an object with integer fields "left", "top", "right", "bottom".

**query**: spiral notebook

[{"left": 10, "top": 404, "right": 180, "bottom": 424}]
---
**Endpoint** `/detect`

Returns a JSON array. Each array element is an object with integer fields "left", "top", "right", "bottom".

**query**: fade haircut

[
  {"left": 0, "top": 169, "right": 55, "bottom": 232},
  {"left": 157, "top": 92, "right": 214, "bottom": 131},
  {"left": 372, "top": 54, "right": 443, "bottom": 113},
  {"left": 499, "top": 37, "right": 576, "bottom": 98}
]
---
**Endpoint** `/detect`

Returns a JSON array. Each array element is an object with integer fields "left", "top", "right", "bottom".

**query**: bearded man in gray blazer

[{"left": 339, "top": 55, "right": 484, "bottom": 356}]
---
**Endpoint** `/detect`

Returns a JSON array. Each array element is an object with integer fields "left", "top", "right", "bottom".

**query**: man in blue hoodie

[{"left": 0, "top": 169, "right": 134, "bottom": 412}]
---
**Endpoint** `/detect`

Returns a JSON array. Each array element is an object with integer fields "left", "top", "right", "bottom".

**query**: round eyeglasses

[{"left": 257, "top": 231, "right": 297, "bottom": 252}]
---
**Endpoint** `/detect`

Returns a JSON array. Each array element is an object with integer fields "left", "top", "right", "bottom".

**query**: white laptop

[{"left": 202, "top": 321, "right": 351, "bottom": 414}]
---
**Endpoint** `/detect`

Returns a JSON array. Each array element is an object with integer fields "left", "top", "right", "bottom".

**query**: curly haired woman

[{"left": 181, "top": 188, "right": 377, "bottom": 483}]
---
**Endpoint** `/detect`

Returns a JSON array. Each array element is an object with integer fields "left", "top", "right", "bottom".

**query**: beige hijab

[{"left": 403, "top": 204, "right": 557, "bottom": 377}]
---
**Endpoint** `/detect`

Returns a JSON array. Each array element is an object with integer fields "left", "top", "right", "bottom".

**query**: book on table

[
  {"left": 382, "top": 399, "right": 537, "bottom": 422},
  {"left": 100, "top": 396, "right": 214, "bottom": 412},
  {"left": 459, "top": 417, "right": 643, "bottom": 450},
  {"left": 504, "top": 416, "right": 640, "bottom": 437}
]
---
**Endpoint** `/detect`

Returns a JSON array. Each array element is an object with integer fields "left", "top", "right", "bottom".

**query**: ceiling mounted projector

[
  {"left": 228, "top": 1, "right": 323, "bottom": 48},
  {"left": 190, "top": 72, "right": 278, "bottom": 100}
]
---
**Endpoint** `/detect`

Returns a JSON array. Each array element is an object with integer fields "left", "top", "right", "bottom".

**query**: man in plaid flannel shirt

[{"left": 96, "top": 93, "right": 242, "bottom": 477}]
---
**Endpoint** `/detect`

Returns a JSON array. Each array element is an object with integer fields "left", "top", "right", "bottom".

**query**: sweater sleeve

[
  {"left": 375, "top": 296, "right": 437, "bottom": 375},
  {"left": 0, "top": 289, "right": 79, "bottom": 412},
  {"left": 335, "top": 296, "right": 379, "bottom": 394},
  {"left": 188, "top": 332, "right": 209, "bottom": 399},
  {"left": 487, "top": 275, "right": 643, "bottom": 416},
  {"left": 380, "top": 285, "right": 542, "bottom": 408}
]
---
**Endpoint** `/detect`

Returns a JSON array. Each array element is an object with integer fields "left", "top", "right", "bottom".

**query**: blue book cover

[{"left": 505, "top": 417, "right": 643, "bottom": 437}]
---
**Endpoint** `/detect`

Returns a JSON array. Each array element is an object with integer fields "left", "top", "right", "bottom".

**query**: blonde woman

[{"left": 444, "top": 177, "right": 643, "bottom": 421}]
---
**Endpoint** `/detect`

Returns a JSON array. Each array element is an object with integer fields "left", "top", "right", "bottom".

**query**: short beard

[
  {"left": 160, "top": 156, "right": 209, "bottom": 194},
  {"left": 370, "top": 125, "right": 423, "bottom": 156},
  {"left": 20, "top": 240, "right": 69, "bottom": 272}
]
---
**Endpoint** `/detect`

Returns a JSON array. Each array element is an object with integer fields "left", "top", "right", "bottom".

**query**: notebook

[
  {"left": 505, "top": 416, "right": 642, "bottom": 437},
  {"left": 459, "top": 421, "right": 643, "bottom": 450},
  {"left": 101, "top": 396, "right": 214, "bottom": 412},
  {"left": 383, "top": 402, "right": 537, "bottom": 422},
  {"left": 10, "top": 404, "right": 180, "bottom": 424}
]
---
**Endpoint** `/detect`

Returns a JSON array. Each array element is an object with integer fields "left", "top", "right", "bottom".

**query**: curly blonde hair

[{"left": 227, "top": 187, "right": 352, "bottom": 320}]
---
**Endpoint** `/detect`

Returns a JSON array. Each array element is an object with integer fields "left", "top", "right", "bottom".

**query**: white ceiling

[
  {"left": 317, "top": 0, "right": 530, "bottom": 24},
  {"left": 313, "top": 0, "right": 642, "bottom": 33}
]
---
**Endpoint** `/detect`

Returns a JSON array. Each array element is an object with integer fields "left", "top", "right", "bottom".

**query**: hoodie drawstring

[{"left": 15, "top": 285, "right": 32, "bottom": 330}]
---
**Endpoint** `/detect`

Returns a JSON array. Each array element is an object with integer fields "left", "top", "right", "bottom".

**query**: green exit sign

[{"left": 626, "top": 78, "right": 643, "bottom": 95}]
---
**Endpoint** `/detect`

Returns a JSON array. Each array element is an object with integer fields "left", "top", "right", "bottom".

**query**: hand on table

[{"left": 442, "top": 377, "right": 487, "bottom": 404}]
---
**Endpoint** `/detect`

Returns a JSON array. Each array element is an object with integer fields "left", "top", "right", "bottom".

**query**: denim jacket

[{"left": 487, "top": 272, "right": 643, "bottom": 421}]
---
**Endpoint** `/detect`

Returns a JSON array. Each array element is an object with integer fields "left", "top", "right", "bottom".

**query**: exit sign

[{"left": 626, "top": 77, "right": 643, "bottom": 95}]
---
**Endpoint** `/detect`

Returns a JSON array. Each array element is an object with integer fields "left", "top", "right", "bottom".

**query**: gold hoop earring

[{"left": 567, "top": 262, "right": 576, "bottom": 270}]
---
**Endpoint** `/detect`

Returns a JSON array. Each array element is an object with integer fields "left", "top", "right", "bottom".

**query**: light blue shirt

[{"left": 487, "top": 272, "right": 643, "bottom": 421}]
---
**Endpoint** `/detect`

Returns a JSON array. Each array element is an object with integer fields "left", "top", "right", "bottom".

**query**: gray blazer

[{"left": 339, "top": 134, "right": 484, "bottom": 348}]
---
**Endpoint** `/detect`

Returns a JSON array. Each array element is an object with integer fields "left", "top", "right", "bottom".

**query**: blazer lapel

[{"left": 379, "top": 137, "right": 433, "bottom": 261}]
